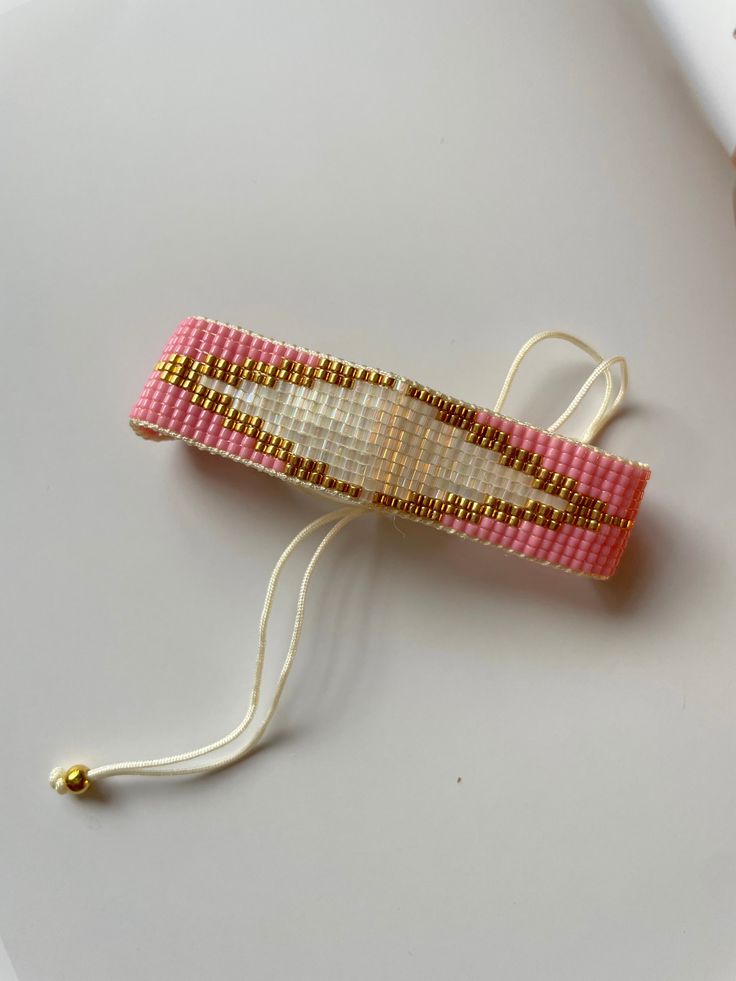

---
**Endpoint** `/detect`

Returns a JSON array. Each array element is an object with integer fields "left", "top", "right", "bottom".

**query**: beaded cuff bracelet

[
  {"left": 49, "top": 320, "right": 651, "bottom": 797},
  {"left": 130, "top": 317, "right": 650, "bottom": 580}
]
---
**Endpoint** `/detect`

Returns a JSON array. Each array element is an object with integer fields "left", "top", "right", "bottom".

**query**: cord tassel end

[{"left": 49, "top": 764, "right": 91, "bottom": 796}]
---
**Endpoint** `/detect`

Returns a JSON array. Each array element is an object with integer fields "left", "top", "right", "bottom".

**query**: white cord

[
  {"left": 494, "top": 331, "right": 627, "bottom": 443},
  {"left": 50, "top": 504, "right": 365, "bottom": 792},
  {"left": 547, "top": 355, "right": 628, "bottom": 442}
]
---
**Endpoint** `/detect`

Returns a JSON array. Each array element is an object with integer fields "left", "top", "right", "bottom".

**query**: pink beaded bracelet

[
  {"left": 130, "top": 317, "right": 650, "bottom": 580},
  {"left": 50, "top": 319, "right": 651, "bottom": 797}
]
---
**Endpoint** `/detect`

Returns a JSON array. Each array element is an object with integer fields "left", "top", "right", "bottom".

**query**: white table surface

[{"left": 1, "top": 2, "right": 735, "bottom": 979}]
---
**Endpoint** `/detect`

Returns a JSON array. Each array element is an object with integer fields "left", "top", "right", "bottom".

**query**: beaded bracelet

[
  {"left": 50, "top": 319, "right": 649, "bottom": 796},
  {"left": 130, "top": 317, "right": 649, "bottom": 580}
]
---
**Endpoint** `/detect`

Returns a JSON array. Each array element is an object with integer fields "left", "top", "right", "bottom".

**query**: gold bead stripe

[
  {"left": 406, "top": 385, "right": 477, "bottom": 429},
  {"left": 156, "top": 359, "right": 629, "bottom": 529},
  {"left": 156, "top": 353, "right": 395, "bottom": 392},
  {"left": 156, "top": 362, "right": 363, "bottom": 499},
  {"left": 283, "top": 454, "right": 362, "bottom": 496},
  {"left": 406, "top": 385, "right": 631, "bottom": 528},
  {"left": 372, "top": 489, "right": 631, "bottom": 533}
]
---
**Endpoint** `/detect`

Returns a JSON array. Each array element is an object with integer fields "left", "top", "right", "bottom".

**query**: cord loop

[{"left": 494, "top": 331, "right": 628, "bottom": 443}]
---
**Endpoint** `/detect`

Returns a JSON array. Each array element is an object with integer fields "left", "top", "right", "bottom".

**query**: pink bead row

[
  {"left": 132, "top": 374, "right": 287, "bottom": 472},
  {"left": 161, "top": 316, "right": 318, "bottom": 369},
  {"left": 474, "top": 410, "right": 648, "bottom": 515},
  {"left": 440, "top": 510, "right": 629, "bottom": 578}
]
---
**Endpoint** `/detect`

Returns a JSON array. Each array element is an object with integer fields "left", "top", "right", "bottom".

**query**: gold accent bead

[{"left": 64, "top": 765, "right": 91, "bottom": 795}]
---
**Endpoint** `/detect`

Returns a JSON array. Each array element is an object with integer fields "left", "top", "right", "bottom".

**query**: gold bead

[{"left": 64, "top": 764, "right": 91, "bottom": 795}]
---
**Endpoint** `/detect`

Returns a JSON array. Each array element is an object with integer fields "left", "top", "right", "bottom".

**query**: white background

[{"left": 1, "top": 2, "right": 735, "bottom": 979}]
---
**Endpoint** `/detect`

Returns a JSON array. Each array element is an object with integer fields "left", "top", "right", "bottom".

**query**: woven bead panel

[{"left": 130, "top": 317, "right": 650, "bottom": 579}]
